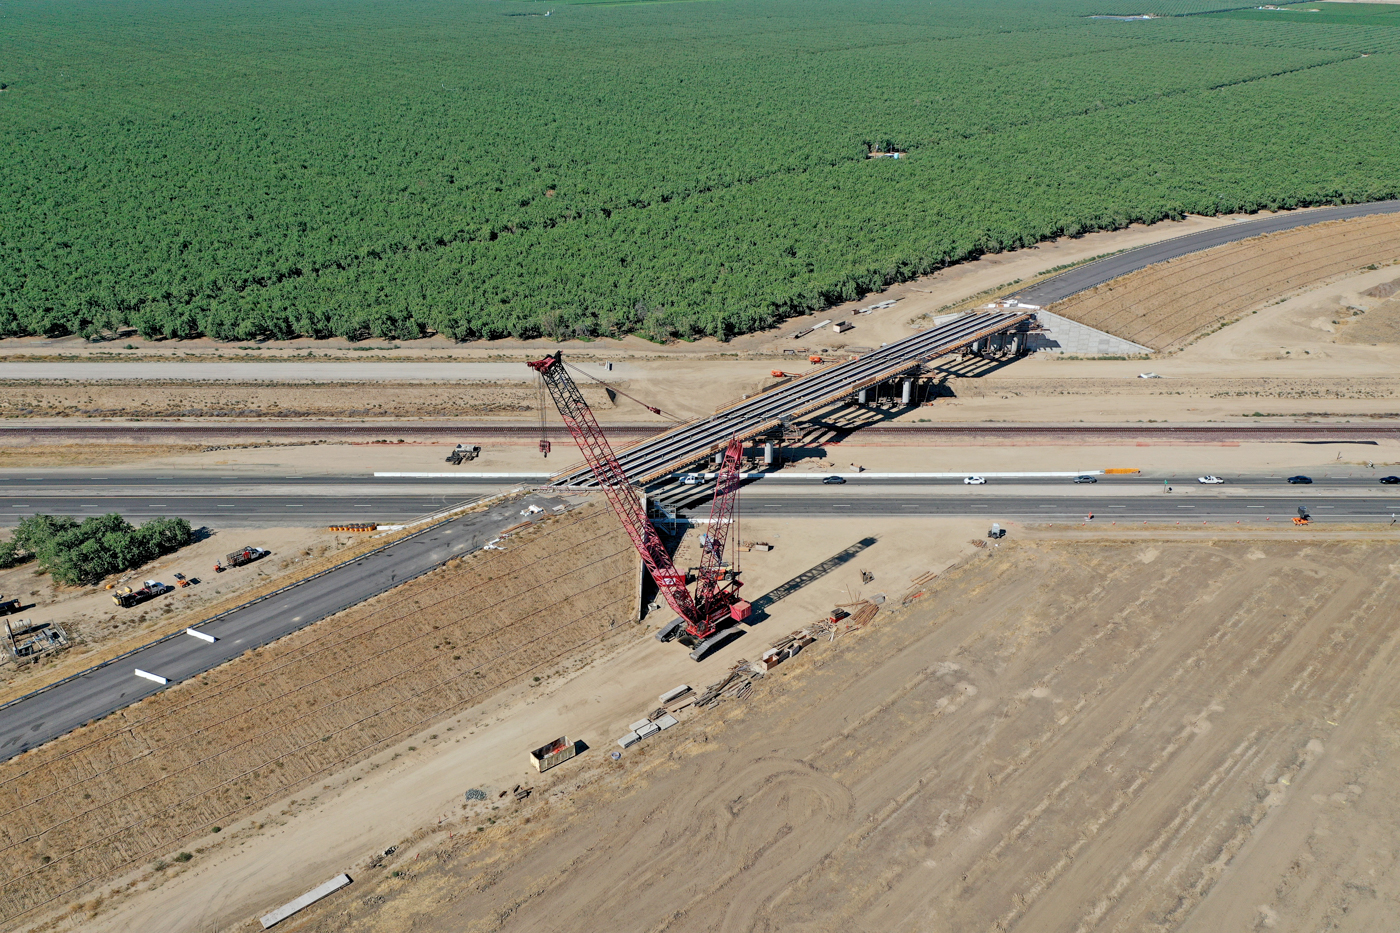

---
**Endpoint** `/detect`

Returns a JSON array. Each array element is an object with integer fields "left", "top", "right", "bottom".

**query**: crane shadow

[{"left": 745, "top": 536, "right": 877, "bottom": 624}]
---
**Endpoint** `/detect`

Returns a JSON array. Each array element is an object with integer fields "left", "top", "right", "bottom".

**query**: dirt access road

[{"left": 264, "top": 533, "right": 1400, "bottom": 933}]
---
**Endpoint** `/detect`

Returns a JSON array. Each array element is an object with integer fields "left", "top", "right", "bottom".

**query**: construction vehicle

[
  {"left": 0, "top": 596, "right": 20, "bottom": 617},
  {"left": 529, "top": 351, "right": 750, "bottom": 660},
  {"left": 112, "top": 580, "right": 172, "bottom": 608},
  {"left": 445, "top": 444, "right": 481, "bottom": 464}
]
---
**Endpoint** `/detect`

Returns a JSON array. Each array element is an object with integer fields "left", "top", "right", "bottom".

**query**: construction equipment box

[{"left": 529, "top": 736, "right": 577, "bottom": 773}]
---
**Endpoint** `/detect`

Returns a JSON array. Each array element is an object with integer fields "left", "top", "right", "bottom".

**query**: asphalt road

[
  {"left": 0, "top": 493, "right": 560, "bottom": 762},
  {"left": 0, "top": 495, "right": 483, "bottom": 526},
  {"left": 3, "top": 472, "right": 1399, "bottom": 526},
  {"left": 1015, "top": 200, "right": 1400, "bottom": 306},
  {"left": 695, "top": 494, "right": 1400, "bottom": 522}
]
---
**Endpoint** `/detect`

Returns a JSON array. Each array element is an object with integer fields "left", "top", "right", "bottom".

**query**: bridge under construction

[{"left": 550, "top": 309, "right": 1035, "bottom": 487}]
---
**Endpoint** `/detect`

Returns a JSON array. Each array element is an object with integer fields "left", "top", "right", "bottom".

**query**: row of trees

[
  {"left": 2, "top": 0, "right": 1398, "bottom": 343},
  {"left": 0, "top": 514, "right": 193, "bottom": 586}
]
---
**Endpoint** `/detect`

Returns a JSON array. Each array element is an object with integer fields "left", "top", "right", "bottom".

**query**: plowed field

[
  {"left": 1050, "top": 212, "right": 1400, "bottom": 350},
  {"left": 296, "top": 535, "right": 1400, "bottom": 933},
  {"left": 0, "top": 503, "right": 636, "bottom": 925}
]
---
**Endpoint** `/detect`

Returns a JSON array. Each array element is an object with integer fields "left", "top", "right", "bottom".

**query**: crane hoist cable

[
  {"left": 560, "top": 359, "right": 683, "bottom": 422},
  {"left": 536, "top": 373, "right": 551, "bottom": 457}
]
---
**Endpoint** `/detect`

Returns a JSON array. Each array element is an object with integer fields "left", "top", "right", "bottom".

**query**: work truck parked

[{"left": 113, "top": 580, "right": 172, "bottom": 608}]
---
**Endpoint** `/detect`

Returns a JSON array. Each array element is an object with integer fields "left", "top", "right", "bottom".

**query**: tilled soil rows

[
  {"left": 1050, "top": 213, "right": 1400, "bottom": 350},
  {"left": 0, "top": 504, "right": 636, "bottom": 924},
  {"left": 0, "top": 380, "right": 613, "bottom": 421},
  {"left": 299, "top": 536, "right": 1400, "bottom": 933}
]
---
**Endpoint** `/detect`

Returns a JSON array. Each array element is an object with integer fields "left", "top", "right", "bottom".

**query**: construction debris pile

[{"left": 616, "top": 598, "right": 890, "bottom": 751}]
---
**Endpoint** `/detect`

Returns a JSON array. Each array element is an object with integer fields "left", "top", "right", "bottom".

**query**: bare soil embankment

[
  {"left": 1049, "top": 212, "right": 1400, "bottom": 351},
  {"left": 0, "top": 503, "right": 636, "bottom": 925},
  {"left": 278, "top": 535, "right": 1400, "bottom": 933},
  {"left": 0, "top": 381, "right": 612, "bottom": 421}
]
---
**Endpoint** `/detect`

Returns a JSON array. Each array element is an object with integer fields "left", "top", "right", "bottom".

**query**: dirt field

[
  {"left": 1046, "top": 213, "right": 1400, "bottom": 351},
  {"left": 0, "top": 381, "right": 611, "bottom": 422},
  {"left": 0, "top": 503, "right": 636, "bottom": 925},
  {"left": 255, "top": 533, "right": 1400, "bottom": 933}
]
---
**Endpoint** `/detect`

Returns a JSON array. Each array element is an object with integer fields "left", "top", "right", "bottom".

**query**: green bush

[
  {"left": 0, "top": 538, "right": 27, "bottom": 569},
  {"left": 11, "top": 514, "right": 193, "bottom": 586}
]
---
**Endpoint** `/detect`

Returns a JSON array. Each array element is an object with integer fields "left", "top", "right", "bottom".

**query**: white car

[
  {"left": 964, "top": 476, "right": 987, "bottom": 485},
  {"left": 1198, "top": 475, "right": 1225, "bottom": 485},
  {"left": 679, "top": 474, "right": 705, "bottom": 486}
]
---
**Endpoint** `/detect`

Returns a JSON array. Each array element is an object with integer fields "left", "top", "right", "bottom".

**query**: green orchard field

[{"left": 3, "top": 0, "right": 1399, "bottom": 343}]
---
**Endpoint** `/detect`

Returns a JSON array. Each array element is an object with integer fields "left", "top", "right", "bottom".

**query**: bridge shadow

[
  {"left": 746, "top": 536, "right": 877, "bottom": 623},
  {"left": 926, "top": 354, "right": 1024, "bottom": 379}
]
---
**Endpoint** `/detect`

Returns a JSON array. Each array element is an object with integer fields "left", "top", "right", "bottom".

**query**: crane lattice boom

[{"left": 528, "top": 352, "right": 748, "bottom": 647}]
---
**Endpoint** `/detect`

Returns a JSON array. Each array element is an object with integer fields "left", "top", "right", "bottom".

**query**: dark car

[
  {"left": 822, "top": 475, "right": 846, "bottom": 485},
  {"left": 1073, "top": 475, "right": 1097, "bottom": 484},
  {"left": 1287, "top": 475, "right": 1313, "bottom": 485},
  {"left": 1381, "top": 476, "right": 1400, "bottom": 485}
]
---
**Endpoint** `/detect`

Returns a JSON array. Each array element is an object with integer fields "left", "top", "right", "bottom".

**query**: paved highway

[
  {"left": 0, "top": 495, "right": 485, "bottom": 526},
  {"left": 1016, "top": 200, "right": 1400, "bottom": 306},
  {"left": 692, "top": 493, "right": 1400, "bottom": 522},
  {"left": 0, "top": 493, "right": 561, "bottom": 762},
  {"left": 2, "top": 470, "right": 1399, "bottom": 526}
]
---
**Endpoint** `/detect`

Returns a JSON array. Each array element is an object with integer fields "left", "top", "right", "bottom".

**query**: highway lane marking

[
  {"left": 1177, "top": 505, "right": 1195, "bottom": 508},
  {"left": 1247, "top": 505, "right": 1264, "bottom": 508},
  {"left": 217, "top": 505, "right": 235, "bottom": 508}
]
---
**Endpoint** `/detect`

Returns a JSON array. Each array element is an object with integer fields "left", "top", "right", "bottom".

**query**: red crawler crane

[{"left": 528, "top": 352, "right": 750, "bottom": 657}]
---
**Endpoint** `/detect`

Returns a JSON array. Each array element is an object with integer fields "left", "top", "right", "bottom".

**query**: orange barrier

[
  {"left": 328, "top": 523, "right": 378, "bottom": 532},
  {"left": 1103, "top": 468, "right": 1141, "bottom": 474}
]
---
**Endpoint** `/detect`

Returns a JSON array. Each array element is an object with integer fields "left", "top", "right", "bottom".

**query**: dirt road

[{"left": 265, "top": 534, "right": 1400, "bottom": 933}]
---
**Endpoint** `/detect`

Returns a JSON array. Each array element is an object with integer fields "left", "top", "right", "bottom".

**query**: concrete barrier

[{"left": 260, "top": 873, "right": 352, "bottom": 929}]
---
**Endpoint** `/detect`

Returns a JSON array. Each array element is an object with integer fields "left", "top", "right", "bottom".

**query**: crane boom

[
  {"left": 528, "top": 352, "right": 749, "bottom": 652},
  {"left": 527, "top": 352, "right": 698, "bottom": 625}
]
